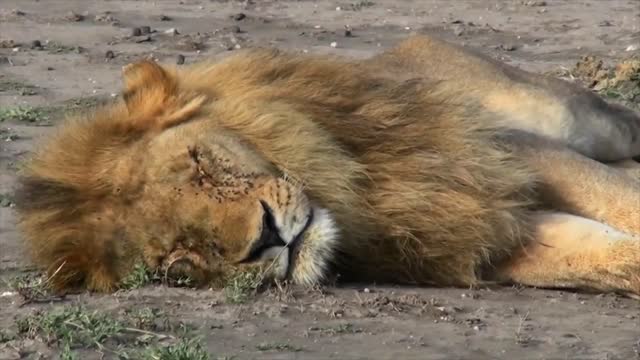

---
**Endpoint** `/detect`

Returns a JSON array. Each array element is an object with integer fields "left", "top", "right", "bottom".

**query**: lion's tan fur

[{"left": 14, "top": 35, "right": 640, "bottom": 294}]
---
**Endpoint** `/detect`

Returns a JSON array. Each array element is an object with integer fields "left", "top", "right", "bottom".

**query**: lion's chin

[{"left": 288, "top": 207, "right": 338, "bottom": 286}]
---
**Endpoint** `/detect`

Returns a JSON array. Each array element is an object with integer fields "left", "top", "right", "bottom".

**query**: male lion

[{"left": 15, "top": 35, "right": 640, "bottom": 296}]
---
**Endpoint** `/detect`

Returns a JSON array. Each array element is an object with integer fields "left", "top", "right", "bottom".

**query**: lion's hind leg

[
  {"left": 500, "top": 130, "right": 640, "bottom": 235},
  {"left": 494, "top": 212, "right": 640, "bottom": 297}
]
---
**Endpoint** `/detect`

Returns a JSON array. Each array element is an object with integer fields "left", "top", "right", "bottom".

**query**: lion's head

[
  {"left": 135, "top": 112, "right": 340, "bottom": 288},
  {"left": 15, "top": 59, "right": 341, "bottom": 292}
]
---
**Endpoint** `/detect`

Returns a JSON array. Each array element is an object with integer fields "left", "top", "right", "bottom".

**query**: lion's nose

[
  {"left": 239, "top": 200, "right": 288, "bottom": 264},
  {"left": 259, "top": 200, "right": 287, "bottom": 248}
]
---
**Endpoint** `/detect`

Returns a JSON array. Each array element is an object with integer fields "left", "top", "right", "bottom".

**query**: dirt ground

[{"left": 1, "top": 0, "right": 639, "bottom": 359}]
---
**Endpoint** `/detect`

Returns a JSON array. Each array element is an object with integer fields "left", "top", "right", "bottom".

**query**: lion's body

[{"left": 15, "top": 35, "right": 640, "bottom": 296}]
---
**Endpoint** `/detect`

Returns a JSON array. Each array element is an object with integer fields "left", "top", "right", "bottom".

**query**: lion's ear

[
  {"left": 121, "top": 60, "right": 176, "bottom": 113},
  {"left": 120, "top": 60, "right": 206, "bottom": 131}
]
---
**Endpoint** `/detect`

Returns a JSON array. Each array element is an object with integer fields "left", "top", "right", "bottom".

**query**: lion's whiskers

[{"left": 255, "top": 243, "right": 291, "bottom": 286}]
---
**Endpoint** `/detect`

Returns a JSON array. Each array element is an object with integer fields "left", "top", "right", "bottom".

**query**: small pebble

[
  {"left": 47, "top": 66, "right": 54, "bottom": 71},
  {"left": 499, "top": 44, "right": 517, "bottom": 51},
  {"left": 164, "top": 28, "right": 179, "bottom": 35},
  {"left": 134, "top": 36, "right": 151, "bottom": 43},
  {"left": 132, "top": 27, "right": 142, "bottom": 36},
  {"left": 160, "top": 15, "right": 172, "bottom": 21},
  {"left": 66, "top": 11, "right": 84, "bottom": 22},
  {"left": 139, "top": 26, "right": 151, "bottom": 35},
  {"left": 330, "top": 41, "right": 338, "bottom": 48},
  {"left": 234, "top": 13, "right": 246, "bottom": 21},
  {"left": 176, "top": 54, "right": 185, "bottom": 65},
  {"left": 176, "top": 38, "right": 203, "bottom": 51},
  {"left": 31, "top": 40, "right": 42, "bottom": 49},
  {"left": 344, "top": 25, "right": 353, "bottom": 37},
  {"left": 626, "top": 44, "right": 639, "bottom": 52},
  {"left": 95, "top": 12, "right": 118, "bottom": 24},
  {"left": 524, "top": 0, "right": 546, "bottom": 6},
  {"left": 105, "top": 50, "right": 115, "bottom": 59}
]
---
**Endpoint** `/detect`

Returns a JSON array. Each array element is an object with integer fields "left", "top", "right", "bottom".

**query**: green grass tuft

[
  {"left": 8, "top": 272, "right": 57, "bottom": 303},
  {"left": 308, "top": 323, "right": 363, "bottom": 335},
  {"left": 16, "top": 305, "right": 124, "bottom": 349},
  {"left": 0, "top": 192, "right": 13, "bottom": 207},
  {"left": 0, "top": 106, "right": 45, "bottom": 122},
  {"left": 0, "top": 330, "right": 16, "bottom": 343},
  {"left": 119, "top": 263, "right": 154, "bottom": 290},
  {"left": 118, "top": 262, "right": 196, "bottom": 290},
  {"left": 12, "top": 305, "right": 216, "bottom": 359},
  {"left": 141, "top": 337, "right": 210, "bottom": 360},
  {"left": 255, "top": 341, "right": 303, "bottom": 352},
  {"left": 223, "top": 269, "right": 262, "bottom": 304}
]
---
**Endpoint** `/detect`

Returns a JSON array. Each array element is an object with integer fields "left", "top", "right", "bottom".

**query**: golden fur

[{"left": 14, "top": 35, "right": 640, "bottom": 296}]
